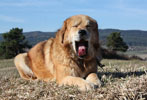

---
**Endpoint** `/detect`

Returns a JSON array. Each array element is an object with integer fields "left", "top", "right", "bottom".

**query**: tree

[
  {"left": 0, "top": 28, "right": 31, "bottom": 59},
  {"left": 106, "top": 32, "right": 128, "bottom": 52}
]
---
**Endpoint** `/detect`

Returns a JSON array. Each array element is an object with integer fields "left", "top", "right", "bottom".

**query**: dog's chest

[{"left": 70, "top": 60, "right": 97, "bottom": 78}]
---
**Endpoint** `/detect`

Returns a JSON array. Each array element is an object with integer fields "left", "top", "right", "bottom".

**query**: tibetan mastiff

[{"left": 14, "top": 15, "right": 102, "bottom": 91}]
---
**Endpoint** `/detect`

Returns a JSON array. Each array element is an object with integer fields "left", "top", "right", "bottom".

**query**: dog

[{"left": 14, "top": 15, "right": 102, "bottom": 91}]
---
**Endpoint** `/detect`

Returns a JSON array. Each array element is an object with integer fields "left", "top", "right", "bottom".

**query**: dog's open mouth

[{"left": 75, "top": 40, "right": 88, "bottom": 58}]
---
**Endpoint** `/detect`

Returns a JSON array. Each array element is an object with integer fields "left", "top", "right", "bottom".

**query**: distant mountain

[
  {"left": 0, "top": 29, "right": 147, "bottom": 46},
  {"left": 0, "top": 34, "right": 2, "bottom": 41},
  {"left": 99, "top": 29, "right": 147, "bottom": 46},
  {"left": 24, "top": 31, "right": 55, "bottom": 46}
]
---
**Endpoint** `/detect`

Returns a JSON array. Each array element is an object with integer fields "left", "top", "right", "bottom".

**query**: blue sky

[{"left": 0, "top": 0, "right": 147, "bottom": 33}]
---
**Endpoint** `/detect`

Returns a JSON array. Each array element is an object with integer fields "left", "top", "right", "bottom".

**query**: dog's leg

[
  {"left": 58, "top": 76, "right": 95, "bottom": 91},
  {"left": 14, "top": 53, "right": 37, "bottom": 80},
  {"left": 86, "top": 73, "right": 102, "bottom": 88}
]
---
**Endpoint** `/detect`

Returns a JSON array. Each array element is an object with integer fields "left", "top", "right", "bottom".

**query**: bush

[
  {"left": 0, "top": 28, "right": 31, "bottom": 59},
  {"left": 106, "top": 32, "right": 128, "bottom": 52}
]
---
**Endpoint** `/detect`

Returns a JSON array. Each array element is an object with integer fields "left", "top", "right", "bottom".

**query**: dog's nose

[{"left": 78, "top": 30, "right": 87, "bottom": 36}]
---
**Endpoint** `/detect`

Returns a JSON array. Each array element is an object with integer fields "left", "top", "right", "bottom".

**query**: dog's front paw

[
  {"left": 94, "top": 79, "right": 103, "bottom": 88},
  {"left": 78, "top": 81, "right": 95, "bottom": 91},
  {"left": 86, "top": 73, "right": 103, "bottom": 88}
]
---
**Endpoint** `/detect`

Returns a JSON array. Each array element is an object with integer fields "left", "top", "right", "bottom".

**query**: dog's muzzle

[{"left": 78, "top": 29, "right": 87, "bottom": 37}]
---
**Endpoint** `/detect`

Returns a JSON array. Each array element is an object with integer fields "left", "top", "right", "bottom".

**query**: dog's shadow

[{"left": 97, "top": 71, "right": 146, "bottom": 79}]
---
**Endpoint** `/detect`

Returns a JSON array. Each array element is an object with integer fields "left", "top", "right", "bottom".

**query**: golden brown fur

[{"left": 14, "top": 15, "right": 102, "bottom": 91}]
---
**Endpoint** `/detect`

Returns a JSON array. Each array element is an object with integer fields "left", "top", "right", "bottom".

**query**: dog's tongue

[{"left": 78, "top": 46, "right": 86, "bottom": 56}]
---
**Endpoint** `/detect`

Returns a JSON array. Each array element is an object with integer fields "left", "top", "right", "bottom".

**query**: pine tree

[
  {"left": 106, "top": 32, "right": 128, "bottom": 52},
  {"left": 0, "top": 28, "right": 31, "bottom": 59}
]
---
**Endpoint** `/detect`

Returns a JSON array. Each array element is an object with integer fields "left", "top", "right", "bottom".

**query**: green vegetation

[
  {"left": 0, "top": 28, "right": 31, "bottom": 59},
  {"left": 0, "top": 59, "right": 147, "bottom": 99},
  {"left": 106, "top": 32, "right": 128, "bottom": 52}
]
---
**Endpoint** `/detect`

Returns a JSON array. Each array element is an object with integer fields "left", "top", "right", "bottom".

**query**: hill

[
  {"left": 99, "top": 29, "right": 147, "bottom": 46},
  {"left": 24, "top": 31, "right": 55, "bottom": 46},
  {"left": 1, "top": 29, "right": 147, "bottom": 46}
]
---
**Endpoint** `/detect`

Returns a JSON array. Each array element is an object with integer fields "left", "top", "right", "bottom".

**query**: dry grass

[
  {"left": 0, "top": 59, "right": 14, "bottom": 69},
  {"left": 0, "top": 59, "right": 147, "bottom": 100}
]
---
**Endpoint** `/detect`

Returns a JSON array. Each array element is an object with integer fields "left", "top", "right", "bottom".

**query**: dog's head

[{"left": 56, "top": 15, "right": 100, "bottom": 60}]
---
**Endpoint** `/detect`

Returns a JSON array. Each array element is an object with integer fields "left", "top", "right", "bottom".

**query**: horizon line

[{"left": 1, "top": 28, "right": 147, "bottom": 34}]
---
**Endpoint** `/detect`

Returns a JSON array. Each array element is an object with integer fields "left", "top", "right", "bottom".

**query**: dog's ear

[
  {"left": 94, "top": 22, "right": 99, "bottom": 44},
  {"left": 56, "top": 19, "right": 67, "bottom": 44},
  {"left": 93, "top": 23, "right": 102, "bottom": 61},
  {"left": 92, "top": 22, "right": 99, "bottom": 48}
]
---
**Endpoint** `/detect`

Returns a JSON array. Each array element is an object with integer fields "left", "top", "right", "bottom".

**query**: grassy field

[
  {"left": 0, "top": 59, "right": 15, "bottom": 69},
  {"left": 0, "top": 59, "right": 147, "bottom": 100}
]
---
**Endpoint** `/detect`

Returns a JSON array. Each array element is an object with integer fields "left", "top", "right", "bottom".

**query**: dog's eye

[
  {"left": 72, "top": 25, "right": 78, "bottom": 27},
  {"left": 86, "top": 25, "right": 91, "bottom": 28}
]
